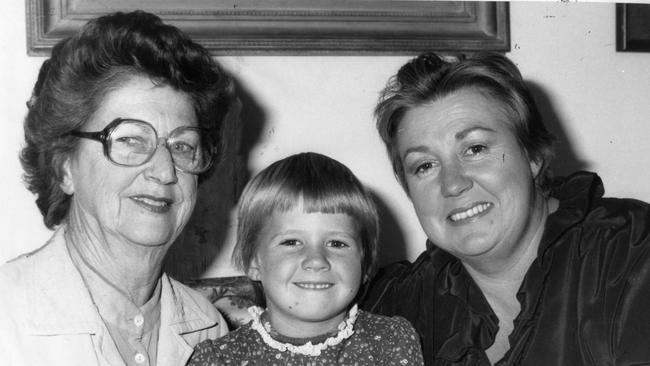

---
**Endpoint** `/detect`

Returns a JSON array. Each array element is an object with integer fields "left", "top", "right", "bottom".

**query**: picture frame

[
  {"left": 26, "top": 0, "right": 509, "bottom": 56},
  {"left": 616, "top": 3, "right": 650, "bottom": 52}
]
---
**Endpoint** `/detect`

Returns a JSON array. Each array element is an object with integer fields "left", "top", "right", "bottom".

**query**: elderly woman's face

[
  {"left": 396, "top": 88, "right": 541, "bottom": 264},
  {"left": 61, "top": 76, "right": 198, "bottom": 247}
]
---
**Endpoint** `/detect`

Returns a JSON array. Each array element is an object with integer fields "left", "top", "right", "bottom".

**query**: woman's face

[
  {"left": 396, "top": 88, "right": 541, "bottom": 266},
  {"left": 62, "top": 76, "right": 198, "bottom": 247}
]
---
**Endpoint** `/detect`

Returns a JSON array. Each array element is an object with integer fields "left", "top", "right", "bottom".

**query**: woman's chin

[
  {"left": 442, "top": 235, "right": 498, "bottom": 261},
  {"left": 120, "top": 229, "right": 175, "bottom": 248},
  {"left": 116, "top": 215, "right": 180, "bottom": 246}
]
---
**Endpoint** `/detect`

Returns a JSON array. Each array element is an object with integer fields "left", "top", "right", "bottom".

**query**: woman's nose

[
  {"left": 440, "top": 162, "right": 472, "bottom": 197},
  {"left": 144, "top": 141, "right": 178, "bottom": 185},
  {"left": 301, "top": 247, "right": 331, "bottom": 272}
]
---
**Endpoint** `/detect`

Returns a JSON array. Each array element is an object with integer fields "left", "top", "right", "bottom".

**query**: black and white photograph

[{"left": 1, "top": 1, "right": 650, "bottom": 365}]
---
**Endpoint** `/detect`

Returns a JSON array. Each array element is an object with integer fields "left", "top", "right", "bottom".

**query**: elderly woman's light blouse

[{"left": 0, "top": 227, "right": 228, "bottom": 366}]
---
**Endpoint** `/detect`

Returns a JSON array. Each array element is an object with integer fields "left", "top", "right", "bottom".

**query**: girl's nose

[{"left": 301, "top": 247, "right": 331, "bottom": 272}]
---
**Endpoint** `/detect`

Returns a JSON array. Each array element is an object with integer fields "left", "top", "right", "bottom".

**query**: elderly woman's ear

[{"left": 59, "top": 157, "right": 75, "bottom": 195}]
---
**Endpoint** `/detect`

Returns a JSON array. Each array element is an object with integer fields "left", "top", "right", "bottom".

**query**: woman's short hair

[
  {"left": 375, "top": 52, "right": 555, "bottom": 192},
  {"left": 233, "top": 152, "right": 379, "bottom": 280},
  {"left": 21, "top": 10, "right": 235, "bottom": 229}
]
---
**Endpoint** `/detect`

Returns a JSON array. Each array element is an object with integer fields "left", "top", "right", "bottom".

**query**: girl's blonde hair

[{"left": 232, "top": 152, "right": 379, "bottom": 279}]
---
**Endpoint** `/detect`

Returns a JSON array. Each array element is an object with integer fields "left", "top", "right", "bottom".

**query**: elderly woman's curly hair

[{"left": 21, "top": 11, "right": 235, "bottom": 229}]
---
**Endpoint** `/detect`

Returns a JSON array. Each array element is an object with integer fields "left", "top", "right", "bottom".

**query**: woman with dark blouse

[{"left": 361, "top": 52, "right": 650, "bottom": 365}]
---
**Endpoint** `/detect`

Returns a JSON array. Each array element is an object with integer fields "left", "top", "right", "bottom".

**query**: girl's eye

[
  {"left": 279, "top": 239, "right": 301, "bottom": 247},
  {"left": 465, "top": 144, "right": 487, "bottom": 156},
  {"left": 327, "top": 240, "right": 349, "bottom": 249}
]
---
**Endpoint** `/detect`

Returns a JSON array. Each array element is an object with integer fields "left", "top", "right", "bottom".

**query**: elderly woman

[
  {"left": 0, "top": 11, "right": 234, "bottom": 366},
  {"left": 361, "top": 52, "right": 650, "bottom": 365}
]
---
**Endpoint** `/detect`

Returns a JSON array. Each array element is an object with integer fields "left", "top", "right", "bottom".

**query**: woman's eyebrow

[
  {"left": 401, "top": 145, "right": 430, "bottom": 160},
  {"left": 455, "top": 126, "right": 497, "bottom": 140}
]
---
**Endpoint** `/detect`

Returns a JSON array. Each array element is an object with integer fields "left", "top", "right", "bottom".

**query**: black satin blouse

[{"left": 361, "top": 172, "right": 650, "bottom": 366}]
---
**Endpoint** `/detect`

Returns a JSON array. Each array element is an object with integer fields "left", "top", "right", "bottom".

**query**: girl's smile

[{"left": 294, "top": 282, "right": 334, "bottom": 290}]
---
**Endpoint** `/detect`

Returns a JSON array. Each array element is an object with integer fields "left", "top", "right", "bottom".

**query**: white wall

[{"left": 1, "top": 2, "right": 649, "bottom": 277}]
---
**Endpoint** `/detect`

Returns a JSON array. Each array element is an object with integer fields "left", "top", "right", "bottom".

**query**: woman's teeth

[
  {"left": 133, "top": 197, "right": 170, "bottom": 207},
  {"left": 449, "top": 203, "right": 491, "bottom": 222}
]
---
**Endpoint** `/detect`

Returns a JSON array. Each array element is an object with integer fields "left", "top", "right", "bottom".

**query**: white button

[
  {"left": 133, "top": 314, "right": 144, "bottom": 327},
  {"left": 134, "top": 353, "right": 146, "bottom": 364}
]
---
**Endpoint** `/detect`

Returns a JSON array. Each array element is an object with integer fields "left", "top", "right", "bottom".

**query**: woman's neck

[
  {"left": 462, "top": 194, "right": 558, "bottom": 364},
  {"left": 64, "top": 206, "right": 167, "bottom": 306}
]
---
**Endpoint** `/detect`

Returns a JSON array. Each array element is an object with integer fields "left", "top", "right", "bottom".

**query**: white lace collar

[{"left": 247, "top": 304, "right": 358, "bottom": 356}]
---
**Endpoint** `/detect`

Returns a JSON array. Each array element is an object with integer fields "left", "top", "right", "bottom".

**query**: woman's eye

[
  {"left": 170, "top": 141, "right": 195, "bottom": 153},
  {"left": 414, "top": 162, "right": 435, "bottom": 176},
  {"left": 279, "top": 239, "right": 300, "bottom": 247},
  {"left": 115, "top": 136, "right": 146, "bottom": 146},
  {"left": 114, "top": 136, "right": 150, "bottom": 153},
  {"left": 465, "top": 144, "right": 487, "bottom": 156},
  {"left": 327, "top": 240, "right": 349, "bottom": 249}
]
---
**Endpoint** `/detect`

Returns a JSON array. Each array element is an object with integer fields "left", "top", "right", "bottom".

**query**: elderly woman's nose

[
  {"left": 301, "top": 246, "right": 331, "bottom": 272},
  {"left": 144, "top": 144, "right": 178, "bottom": 184},
  {"left": 440, "top": 162, "right": 472, "bottom": 197}
]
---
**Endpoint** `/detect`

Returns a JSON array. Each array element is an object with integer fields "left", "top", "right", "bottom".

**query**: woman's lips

[
  {"left": 447, "top": 202, "right": 492, "bottom": 223},
  {"left": 130, "top": 195, "right": 173, "bottom": 213}
]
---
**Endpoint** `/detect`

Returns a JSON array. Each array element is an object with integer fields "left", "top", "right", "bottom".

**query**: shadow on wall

[
  {"left": 370, "top": 190, "right": 409, "bottom": 267},
  {"left": 527, "top": 81, "right": 590, "bottom": 177},
  {"left": 164, "top": 76, "right": 267, "bottom": 281}
]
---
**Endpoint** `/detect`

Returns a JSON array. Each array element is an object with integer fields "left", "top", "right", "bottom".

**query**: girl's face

[{"left": 248, "top": 208, "right": 363, "bottom": 338}]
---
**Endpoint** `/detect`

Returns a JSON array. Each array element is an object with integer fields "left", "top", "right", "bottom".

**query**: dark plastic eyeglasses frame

[{"left": 69, "top": 117, "right": 215, "bottom": 174}]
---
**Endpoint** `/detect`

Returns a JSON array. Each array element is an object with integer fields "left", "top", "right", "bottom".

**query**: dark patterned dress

[{"left": 188, "top": 308, "right": 424, "bottom": 365}]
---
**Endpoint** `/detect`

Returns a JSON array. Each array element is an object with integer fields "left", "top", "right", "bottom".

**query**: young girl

[{"left": 189, "top": 152, "right": 424, "bottom": 365}]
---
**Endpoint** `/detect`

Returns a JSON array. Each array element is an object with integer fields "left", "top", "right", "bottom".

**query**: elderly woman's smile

[{"left": 130, "top": 194, "right": 174, "bottom": 213}]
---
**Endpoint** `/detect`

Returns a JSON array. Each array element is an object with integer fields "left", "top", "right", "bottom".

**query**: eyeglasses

[{"left": 70, "top": 118, "right": 215, "bottom": 174}]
